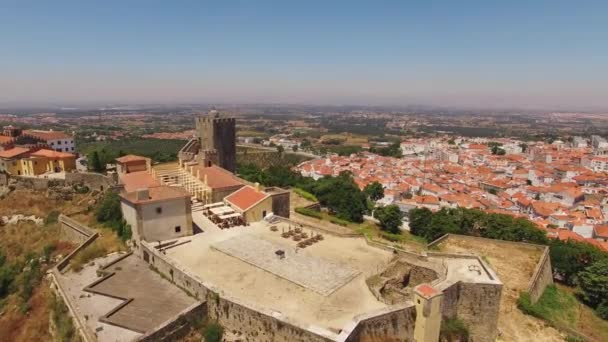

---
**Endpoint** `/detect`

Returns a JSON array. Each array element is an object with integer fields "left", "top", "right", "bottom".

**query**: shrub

[
  {"left": 440, "top": 317, "right": 469, "bottom": 341},
  {"left": 295, "top": 207, "right": 322, "bottom": 219},
  {"left": 596, "top": 301, "right": 608, "bottom": 320},
  {"left": 293, "top": 187, "right": 317, "bottom": 202},
  {"left": 328, "top": 216, "right": 349, "bottom": 226},
  {"left": 203, "top": 322, "right": 224, "bottom": 342},
  {"left": 45, "top": 210, "right": 60, "bottom": 225},
  {"left": 70, "top": 242, "right": 108, "bottom": 272},
  {"left": 50, "top": 294, "right": 76, "bottom": 341}
]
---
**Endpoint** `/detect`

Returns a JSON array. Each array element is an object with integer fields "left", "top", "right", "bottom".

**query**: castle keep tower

[{"left": 179, "top": 109, "right": 236, "bottom": 172}]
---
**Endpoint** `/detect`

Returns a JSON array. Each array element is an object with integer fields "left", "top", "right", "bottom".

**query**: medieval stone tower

[{"left": 191, "top": 109, "right": 236, "bottom": 172}]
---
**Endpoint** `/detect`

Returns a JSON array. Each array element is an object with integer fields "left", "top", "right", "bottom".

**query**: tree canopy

[
  {"left": 364, "top": 181, "right": 384, "bottom": 201},
  {"left": 577, "top": 259, "right": 608, "bottom": 315},
  {"left": 375, "top": 205, "right": 403, "bottom": 234},
  {"left": 408, "top": 207, "right": 548, "bottom": 244}
]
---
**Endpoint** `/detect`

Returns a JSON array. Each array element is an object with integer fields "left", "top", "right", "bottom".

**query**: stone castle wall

[
  {"left": 59, "top": 214, "right": 96, "bottom": 245},
  {"left": 454, "top": 282, "right": 502, "bottom": 342},
  {"left": 527, "top": 247, "right": 553, "bottom": 303},
  {"left": 343, "top": 304, "right": 417, "bottom": 342}
]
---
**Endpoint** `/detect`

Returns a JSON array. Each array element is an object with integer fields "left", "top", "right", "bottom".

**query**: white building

[{"left": 121, "top": 186, "right": 193, "bottom": 244}]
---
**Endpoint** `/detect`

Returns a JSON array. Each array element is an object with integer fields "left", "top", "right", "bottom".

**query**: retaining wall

[
  {"left": 341, "top": 304, "right": 416, "bottom": 342},
  {"left": 527, "top": 247, "right": 553, "bottom": 303},
  {"left": 59, "top": 214, "right": 96, "bottom": 244},
  {"left": 141, "top": 240, "right": 336, "bottom": 342},
  {"left": 429, "top": 234, "right": 553, "bottom": 304},
  {"left": 137, "top": 302, "right": 207, "bottom": 342}
]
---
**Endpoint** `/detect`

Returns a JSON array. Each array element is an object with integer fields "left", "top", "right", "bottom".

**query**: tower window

[
  {"left": 175, "top": 226, "right": 181, "bottom": 233},
  {"left": 156, "top": 207, "right": 162, "bottom": 214}
]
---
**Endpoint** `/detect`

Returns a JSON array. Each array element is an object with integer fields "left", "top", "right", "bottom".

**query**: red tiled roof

[
  {"left": 116, "top": 154, "right": 148, "bottom": 163},
  {"left": 121, "top": 185, "right": 189, "bottom": 204},
  {"left": 197, "top": 165, "right": 244, "bottom": 189},
  {"left": 0, "top": 147, "right": 30, "bottom": 159},
  {"left": 119, "top": 171, "right": 161, "bottom": 193},
  {"left": 225, "top": 185, "right": 269, "bottom": 211},
  {"left": 557, "top": 230, "right": 586, "bottom": 242},
  {"left": 416, "top": 284, "right": 439, "bottom": 298},
  {"left": 0, "top": 136, "right": 14, "bottom": 145},
  {"left": 30, "top": 149, "right": 75, "bottom": 159},
  {"left": 23, "top": 130, "right": 71, "bottom": 141},
  {"left": 594, "top": 225, "right": 608, "bottom": 238}
]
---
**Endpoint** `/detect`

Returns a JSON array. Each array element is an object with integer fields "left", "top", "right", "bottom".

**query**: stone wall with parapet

[
  {"left": 140, "top": 240, "right": 337, "bottom": 342},
  {"left": 428, "top": 233, "right": 553, "bottom": 304},
  {"left": 59, "top": 214, "right": 96, "bottom": 245},
  {"left": 137, "top": 302, "right": 207, "bottom": 342},
  {"left": 340, "top": 304, "right": 416, "bottom": 342},
  {"left": 64, "top": 172, "right": 116, "bottom": 192},
  {"left": 527, "top": 246, "right": 553, "bottom": 303}
]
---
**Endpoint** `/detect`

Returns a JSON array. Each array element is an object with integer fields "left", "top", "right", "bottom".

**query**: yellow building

[
  {"left": 27, "top": 149, "right": 77, "bottom": 175},
  {"left": 224, "top": 184, "right": 273, "bottom": 223},
  {"left": 0, "top": 147, "right": 30, "bottom": 175}
]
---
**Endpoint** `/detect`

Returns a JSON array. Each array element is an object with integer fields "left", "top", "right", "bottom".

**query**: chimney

[
  {"left": 197, "top": 169, "right": 200, "bottom": 179},
  {"left": 255, "top": 182, "right": 260, "bottom": 192},
  {"left": 136, "top": 188, "right": 150, "bottom": 201},
  {"left": 204, "top": 174, "right": 208, "bottom": 185}
]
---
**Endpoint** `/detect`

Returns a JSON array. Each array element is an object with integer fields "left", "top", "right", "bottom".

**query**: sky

[{"left": 0, "top": 0, "right": 607, "bottom": 110}]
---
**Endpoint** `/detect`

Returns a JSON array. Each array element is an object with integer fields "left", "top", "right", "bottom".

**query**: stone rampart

[
  {"left": 59, "top": 214, "right": 96, "bottom": 244},
  {"left": 527, "top": 247, "right": 553, "bottom": 303},
  {"left": 340, "top": 304, "right": 416, "bottom": 342}
]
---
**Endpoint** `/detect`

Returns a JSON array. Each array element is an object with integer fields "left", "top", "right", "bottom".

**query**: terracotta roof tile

[
  {"left": 120, "top": 171, "right": 160, "bottom": 193},
  {"left": 225, "top": 185, "right": 269, "bottom": 211},
  {"left": 31, "top": 149, "right": 75, "bottom": 159},
  {"left": 116, "top": 154, "right": 148, "bottom": 163},
  {"left": 0, "top": 147, "right": 30, "bottom": 159}
]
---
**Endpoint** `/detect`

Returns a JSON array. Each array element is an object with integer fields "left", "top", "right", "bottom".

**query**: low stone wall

[
  {"left": 49, "top": 215, "right": 100, "bottom": 342},
  {"left": 527, "top": 247, "right": 553, "bottom": 303},
  {"left": 65, "top": 172, "right": 115, "bottom": 192},
  {"left": 59, "top": 214, "right": 96, "bottom": 244},
  {"left": 137, "top": 302, "right": 207, "bottom": 342},
  {"left": 11, "top": 172, "right": 115, "bottom": 192},
  {"left": 49, "top": 270, "right": 97, "bottom": 342},
  {"left": 14, "top": 176, "right": 61, "bottom": 190}
]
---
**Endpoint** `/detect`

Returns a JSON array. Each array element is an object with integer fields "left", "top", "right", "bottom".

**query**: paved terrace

[
  {"left": 85, "top": 254, "right": 197, "bottom": 333},
  {"left": 164, "top": 218, "right": 393, "bottom": 332},
  {"left": 212, "top": 234, "right": 360, "bottom": 296}
]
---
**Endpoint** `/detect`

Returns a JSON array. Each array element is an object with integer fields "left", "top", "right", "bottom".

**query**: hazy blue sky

[{"left": 1, "top": 1, "right": 606, "bottom": 109}]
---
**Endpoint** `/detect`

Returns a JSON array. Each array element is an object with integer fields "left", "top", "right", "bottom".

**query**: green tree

[
  {"left": 307, "top": 172, "right": 367, "bottom": 222},
  {"left": 276, "top": 145, "right": 285, "bottom": 154},
  {"left": 576, "top": 259, "right": 608, "bottom": 310},
  {"left": 88, "top": 150, "right": 103, "bottom": 172},
  {"left": 364, "top": 181, "right": 384, "bottom": 201},
  {"left": 292, "top": 145, "right": 298, "bottom": 152},
  {"left": 375, "top": 205, "right": 403, "bottom": 234},
  {"left": 549, "top": 239, "right": 607, "bottom": 286},
  {"left": 409, "top": 208, "right": 433, "bottom": 238}
]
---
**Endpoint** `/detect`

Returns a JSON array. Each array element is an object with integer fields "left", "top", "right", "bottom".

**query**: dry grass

[
  {"left": 0, "top": 187, "right": 124, "bottom": 339},
  {"left": 0, "top": 278, "right": 53, "bottom": 342}
]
